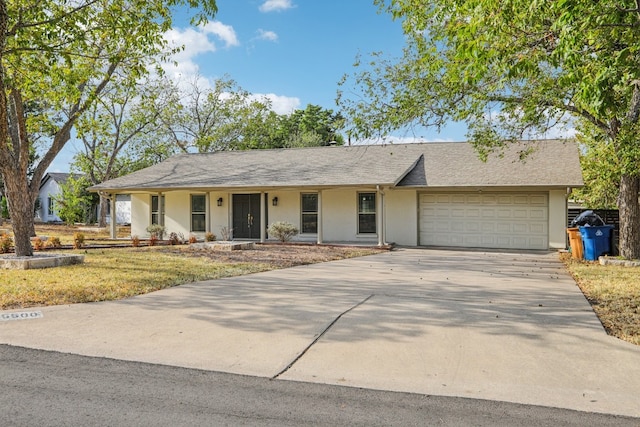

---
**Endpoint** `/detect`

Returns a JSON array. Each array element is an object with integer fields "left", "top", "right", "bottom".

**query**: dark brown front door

[{"left": 232, "top": 194, "right": 262, "bottom": 239}]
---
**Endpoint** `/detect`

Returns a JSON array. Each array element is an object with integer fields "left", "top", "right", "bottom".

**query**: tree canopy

[
  {"left": 338, "top": 0, "right": 640, "bottom": 259},
  {"left": 0, "top": 0, "right": 217, "bottom": 256}
]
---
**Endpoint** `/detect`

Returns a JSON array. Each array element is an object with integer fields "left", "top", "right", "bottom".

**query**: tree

[
  {"left": 74, "top": 75, "right": 172, "bottom": 226},
  {"left": 54, "top": 175, "right": 94, "bottom": 225},
  {"left": 338, "top": 0, "right": 640, "bottom": 259},
  {"left": 0, "top": 0, "right": 217, "bottom": 256},
  {"left": 158, "top": 76, "right": 272, "bottom": 153}
]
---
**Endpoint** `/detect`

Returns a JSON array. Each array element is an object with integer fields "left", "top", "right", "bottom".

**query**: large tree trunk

[
  {"left": 618, "top": 174, "right": 640, "bottom": 260},
  {"left": 3, "top": 173, "right": 34, "bottom": 257}
]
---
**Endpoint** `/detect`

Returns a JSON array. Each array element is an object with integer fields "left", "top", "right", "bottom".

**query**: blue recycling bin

[{"left": 579, "top": 225, "right": 614, "bottom": 261}]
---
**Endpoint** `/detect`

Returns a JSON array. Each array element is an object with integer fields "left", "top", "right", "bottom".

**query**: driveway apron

[{"left": 1, "top": 248, "right": 639, "bottom": 417}]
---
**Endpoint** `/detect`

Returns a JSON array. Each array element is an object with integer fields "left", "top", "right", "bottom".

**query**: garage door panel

[{"left": 419, "top": 192, "right": 548, "bottom": 250}]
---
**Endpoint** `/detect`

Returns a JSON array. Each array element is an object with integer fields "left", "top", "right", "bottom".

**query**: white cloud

[
  {"left": 162, "top": 21, "right": 239, "bottom": 81},
  {"left": 259, "top": 0, "right": 295, "bottom": 13},
  {"left": 256, "top": 29, "right": 278, "bottom": 42},
  {"left": 251, "top": 93, "right": 300, "bottom": 114},
  {"left": 353, "top": 135, "right": 455, "bottom": 145},
  {"left": 202, "top": 21, "right": 239, "bottom": 48}
]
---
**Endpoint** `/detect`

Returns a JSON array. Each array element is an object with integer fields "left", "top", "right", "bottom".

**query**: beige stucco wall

[
  {"left": 548, "top": 189, "right": 568, "bottom": 249},
  {"left": 384, "top": 189, "right": 418, "bottom": 246},
  {"left": 130, "top": 194, "right": 150, "bottom": 238}
]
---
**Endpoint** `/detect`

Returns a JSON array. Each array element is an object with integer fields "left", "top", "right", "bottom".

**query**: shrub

[
  {"left": 146, "top": 224, "right": 165, "bottom": 240},
  {"left": 168, "top": 232, "right": 180, "bottom": 245},
  {"left": 219, "top": 226, "right": 232, "bottom": 241},
  {"left": 45, "top": 236, "right": 62, "bottom": 249},
  {"left": 131, "top": 235, "right": 141, "bottom": 247},
  {"left": 0, "top": 233, "right": 13, "bottom": 253},
  {"left": 32, "top": 237, "right": 45, "bottom": 251},
  {"left": 268, "top": 221, "right": 299, "bottom": 242},
  {"left": 149, "top": 235, "right": 158, "bottom": 246},
  {"left": 205, "top": 232, "right": 216, "bottom": 242},
  {"left": 188, "top": 234, "right": 198, "bottom": 244},
  {"left": 73, "top": 232, "right": 85, "bottom": 249}
]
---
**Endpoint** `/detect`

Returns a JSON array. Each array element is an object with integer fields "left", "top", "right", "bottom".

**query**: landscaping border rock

[
  {"left": 0, "top": 253, "right": 85, "bottom": 270},
  {"left": 599, "top": 256, "right": 640, "bottom": 267}
]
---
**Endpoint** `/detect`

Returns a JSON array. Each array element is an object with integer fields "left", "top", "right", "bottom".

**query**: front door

[{"left": 232, "top": 194, "right": 262, "bottom": 239}]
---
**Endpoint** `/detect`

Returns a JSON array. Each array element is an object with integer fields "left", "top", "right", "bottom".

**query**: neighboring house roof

[
  {"left": 39, "top": 172, "right": 82, "bottom": 190},
  {"left": 89, "top": 140, "right": 584, "bottom": 193}
]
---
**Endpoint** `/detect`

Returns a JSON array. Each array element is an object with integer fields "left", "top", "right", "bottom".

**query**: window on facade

[
  {"left": 301, "top": 193, "right": 318, "bottom": 234},
  {"left": 358, "top": 192, "right": 376, "bottom": 234},
  {"left": 151, "top": 195, "right": 165, "bottom": 225},
  {"left": 191, "top": 194, "right": 206, "bottom": 232},
  {"left": 47, "top": 197, "right": 54, "bottom": 216}
]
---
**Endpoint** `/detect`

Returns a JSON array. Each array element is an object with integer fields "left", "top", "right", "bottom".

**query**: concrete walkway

[{"left": 1, "top": 248, "right": 639, "bottom": 418}]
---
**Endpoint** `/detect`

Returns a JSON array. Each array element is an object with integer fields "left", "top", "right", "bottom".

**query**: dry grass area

[
  {"left": 33, "top": 223, "right": 132, "bottom": 246},
  {"left": 0, "top": 242, "right": 383, "bottom": 310},
  {"left": 562, "top": 253, "right": 640, "bottom": 346}
]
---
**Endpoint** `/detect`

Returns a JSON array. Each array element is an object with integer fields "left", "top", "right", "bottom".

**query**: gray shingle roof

[{"left": 89, "top": 140, "right": 583, "bottom": 192}]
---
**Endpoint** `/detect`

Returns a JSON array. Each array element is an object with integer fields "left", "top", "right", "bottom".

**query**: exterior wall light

[
  {"left": 217, "top": 197, "right": 223, "bottom": 207},
  {"left": 272, "top": 197, "right": 278, "bottom": 206}
]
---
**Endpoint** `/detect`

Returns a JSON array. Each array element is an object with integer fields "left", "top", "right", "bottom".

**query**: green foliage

[
  {"left": 54, "top": 175, "right": 93, "bottom": 225},
  {"left": 146, "top": 224, "right": 166, "bottom": 240},
  {"left": 268, "top": 221, "right": 299, "bottom": 242},
  {"left": 0, "top": 197, "right": 9, "bottom": 220}
]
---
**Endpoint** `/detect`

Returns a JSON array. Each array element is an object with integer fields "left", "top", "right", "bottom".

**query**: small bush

[
  {"left": 168, "top": 232, "right": 180, "bottom": 245},
  {"left": 45, "top": 236, "right": 62, "bottom": 249},
  {"left": 0, "top": 233, "right": 13, "bottom": 253},
  {"left": 205, "top": 232, "right": 216, "bottom": 242},
  {"left": 131, "top": 235, "right": 141, "bottom": 247},
  {"left": 73, "top": 232, "right": 85, "bottom": 249},
  {"left": 146, "top": 224, "right": 165, "bottom": 240},
  {"left": 219, "top": 226, "right": 232, "bottom": 241},
  {"left": 268, "top": 221, "right": 299, "bottom": 242},
  {"left": 188, "top": 234, "right": 198, "bottom": 244},
  {"left": 149, "top": 235, "right": 158, "bottom": 246},
  {"left": 33, "top": 237, "right": 45, "bottom": 251}
]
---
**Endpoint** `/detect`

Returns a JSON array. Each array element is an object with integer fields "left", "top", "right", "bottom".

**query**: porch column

[
  {"left": 110, "top": 194, "right": 117, "bottom": 239},
  {"left": 317, "top": 190, "right": 323, "bottom": 244},
  {"left": 260, "top": 191, "right": 266, "bottom": 243},
  {"left": 377, "top": 186, "right": 384, "bottom": 246}
]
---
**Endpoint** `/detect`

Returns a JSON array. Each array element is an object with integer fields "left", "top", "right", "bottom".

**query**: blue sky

[{"left": 52, "top": 0, "right": 466, "bottom": 172}]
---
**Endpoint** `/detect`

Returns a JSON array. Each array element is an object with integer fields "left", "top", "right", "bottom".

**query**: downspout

[{"left": 110, "top": 194, "right": 117, "bottom": 239}]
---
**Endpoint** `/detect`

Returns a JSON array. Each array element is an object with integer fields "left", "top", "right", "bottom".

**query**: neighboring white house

[
  {"left": 37, "top": 173, "right": 74, "bottom": 222},
  {"left": 89, "top": 140, "right": 584, "bottom": 250},
  {"left": 38, "top": 172, "right": 132, "bottom": 224}
]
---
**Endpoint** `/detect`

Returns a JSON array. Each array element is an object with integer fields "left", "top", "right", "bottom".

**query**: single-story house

[{"left": 89, "top": 140, "right": 584, "bottom": 250}]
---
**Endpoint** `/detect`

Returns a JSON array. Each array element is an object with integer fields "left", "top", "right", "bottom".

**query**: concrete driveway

[{"left": 2, "top": 248, "right": 640, "bottom": 417}]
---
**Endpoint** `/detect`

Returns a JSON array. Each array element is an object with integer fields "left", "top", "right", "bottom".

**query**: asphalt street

[{"left": 1, "top": 345, "right": 637, "bottom": 427}]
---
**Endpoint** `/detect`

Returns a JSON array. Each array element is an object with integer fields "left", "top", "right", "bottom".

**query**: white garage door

[{"left": 419, "top": 193, "right": 548, "bottom": 250}]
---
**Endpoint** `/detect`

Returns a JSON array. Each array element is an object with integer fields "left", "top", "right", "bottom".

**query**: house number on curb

[{"left": 0, "top": 311, "right": 43, "bottom": 321}]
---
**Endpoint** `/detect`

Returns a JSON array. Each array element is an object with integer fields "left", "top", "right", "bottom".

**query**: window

[
  {"left": 358, "top": 192, "right": 376, "bottom": 234},
  {"left": 301, "top": 193, "right": 318, "bottom": 234},
  {"left": 191, "top": 194, "right": 206, "bottom": 232},
  {"left": 151, "top": 195, "right": 165, "bottom": 225},
  {"left": 47, "top": 197, "right": 54, "bottom": 216}
]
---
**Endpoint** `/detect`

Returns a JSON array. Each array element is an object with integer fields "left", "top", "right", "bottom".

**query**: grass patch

[
  {"left": 562, "top": 253, "right": 640, "bottom": 346},
  {"left": 0, "top": 247, "right": 270, "bottom": 309}
]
